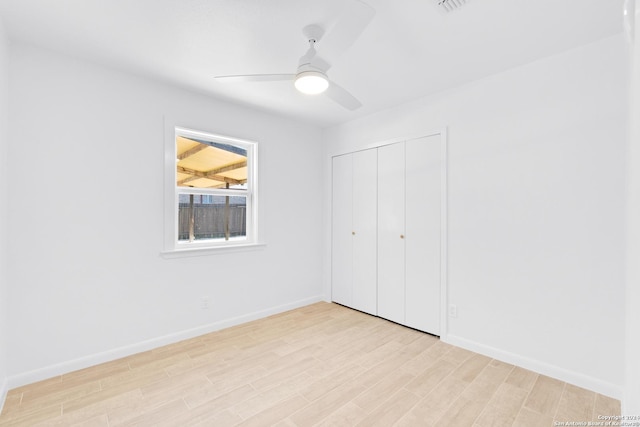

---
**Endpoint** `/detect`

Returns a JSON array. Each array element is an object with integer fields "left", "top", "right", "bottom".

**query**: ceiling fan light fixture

[{"left": 294, "top": 71, "right": 329, "bottom": 95}]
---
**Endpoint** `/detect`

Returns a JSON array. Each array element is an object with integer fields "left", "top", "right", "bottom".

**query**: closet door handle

[
  {"left": 352, "top": 231, "right": 356, "bottom": 236},
  {"left": 400, "top": 234, "right": 405, "bottom": 239}
]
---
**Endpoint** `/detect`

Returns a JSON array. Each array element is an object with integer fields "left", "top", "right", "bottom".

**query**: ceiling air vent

[{"left": 434, "top": 0, "right": 469, "bottom": 13}]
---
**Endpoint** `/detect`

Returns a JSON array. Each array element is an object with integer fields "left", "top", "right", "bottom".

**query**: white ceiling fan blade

[
  {"left": 319, "top": 0, "right": 376, "bottom": 63},
  {"left": 215, "top": 74, "right": 295, "bottom": 83},
  {"left": 325, "top": 82, "right": 362, "bottom": 111}
]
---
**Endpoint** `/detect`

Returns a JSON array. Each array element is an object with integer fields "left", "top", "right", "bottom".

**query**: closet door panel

[
  {"left": 405, "top": 135, "right": 441, "bottom": 334},
  {"left": 331, "top": 154, "right": 353, "bottom": 307},
  {"left": 352, "top": 149, "right": 378, "bottom": 315},
  {"left": 377, "top": 142, "right": 406, "bottom": 324}
]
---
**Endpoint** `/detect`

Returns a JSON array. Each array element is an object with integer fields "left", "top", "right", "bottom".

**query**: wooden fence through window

[{"left": 178, "top": 203, "right": 246, "bottom": 240}]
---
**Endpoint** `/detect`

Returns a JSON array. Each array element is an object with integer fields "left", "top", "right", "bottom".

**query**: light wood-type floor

[{"left": 0, "top": 302, "right": 620, "bottom": 426}]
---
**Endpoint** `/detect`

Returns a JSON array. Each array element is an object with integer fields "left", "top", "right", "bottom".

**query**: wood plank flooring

[{"left": 0, "top": 302, "right": 620, "bottom": 426}]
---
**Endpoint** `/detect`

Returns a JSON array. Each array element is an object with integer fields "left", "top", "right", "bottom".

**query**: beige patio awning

[{"left": 176, "top": 136, "right": 247, "bottom": 188}]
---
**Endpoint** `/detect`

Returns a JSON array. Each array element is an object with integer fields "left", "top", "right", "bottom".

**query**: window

[{"left": 166, "top": 127, "right": 257, "bottom": 252}]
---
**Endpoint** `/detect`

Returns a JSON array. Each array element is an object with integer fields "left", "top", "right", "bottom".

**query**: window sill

[{"left": 161, "top": 242, "right": 267, "bottom": 259}]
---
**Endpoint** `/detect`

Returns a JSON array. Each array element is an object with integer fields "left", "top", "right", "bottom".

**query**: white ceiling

[{"left": 0, "top": 0, "right": 625, "bottom": 128}]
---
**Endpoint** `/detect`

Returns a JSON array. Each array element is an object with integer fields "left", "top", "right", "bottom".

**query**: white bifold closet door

[
  {"left": 352, "top": 149, "right": 378, "bottom": 315},
  {"left": 377, "top": 142, "right": 406, "bottom": 325},
  {"left": 405, "top": 135, "right": 441, "bottom": 334},
  {"left": 377, "top": 136, "right": 441, "bottom": 334},
  {"left": 331, "top": 150, "right": 377, "bottom": 316},
  {"left": 331, "top": 154, "right": 353, "bottom": 307}
]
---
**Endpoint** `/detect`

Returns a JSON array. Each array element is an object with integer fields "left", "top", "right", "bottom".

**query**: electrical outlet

[
  {"left": 448, "top": 304, "right": 458, "bottom": 318},
  {"left": 201, "top": 297, "right": 210, "bottom": 310}
]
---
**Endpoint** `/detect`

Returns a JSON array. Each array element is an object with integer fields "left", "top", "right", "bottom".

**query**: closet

[{"left": 331, "top": 134, "right": 443, "bottom": 335}]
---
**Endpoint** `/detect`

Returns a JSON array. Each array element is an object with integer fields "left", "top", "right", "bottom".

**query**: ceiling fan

[{"left": 214, "top": 0, "right": 376, "bottom": 111}]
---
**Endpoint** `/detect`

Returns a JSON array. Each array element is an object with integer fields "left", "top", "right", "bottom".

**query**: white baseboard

[
  {"left": 7, "top": 295, "right": 323, "bottom": 389},
  {"left": 443, "top": 334, "right": 623, "bottom": 400},
  {"left": 0, "top": 375, "right": 8, "bottom": 415}
]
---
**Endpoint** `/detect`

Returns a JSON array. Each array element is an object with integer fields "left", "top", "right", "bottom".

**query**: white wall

[
  {"left": 0, "top": 16, "right": 10, "bottom": 408},
  {"left": 323, "top": 35, "right": 628, "bottom": 398},
  {"left": 625, "top": 0, "right": 640, "bottom": 413},
  {"left": 5, "top": 43, "right": 324, "bottom": 385}
]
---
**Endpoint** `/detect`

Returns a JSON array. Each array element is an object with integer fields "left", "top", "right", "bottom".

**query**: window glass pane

[
  {"left": 178, "top": 194, "right": 247, "bottom": 242},
  {"left": 176, "top": 136, "right": 248, "bottom": 189}
]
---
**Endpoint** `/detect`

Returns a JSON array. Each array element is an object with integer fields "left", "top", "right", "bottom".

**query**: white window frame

[{"left": 163, "top": 126, "right": 261, "bottom": 257}]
